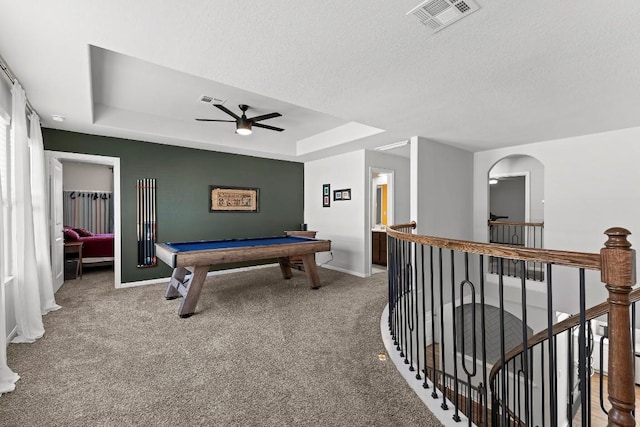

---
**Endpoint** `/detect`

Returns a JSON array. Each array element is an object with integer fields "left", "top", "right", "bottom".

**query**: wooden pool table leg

[
  {"left": 177, "top": 265, "right": 209, "bottom": 318},
  {"left": 278, "top": 257, "right": 293, "bottom": 279},
  {"left": 300, "top": 253, "right": 321, "bottom": 289}
]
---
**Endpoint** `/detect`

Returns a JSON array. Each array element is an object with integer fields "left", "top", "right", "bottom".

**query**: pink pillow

[
  {"left": 73, "top": 228, "right": 94, "bottom": 237},
  {"left": 63, "top": 228, "right": 80, "bottom": 241}
]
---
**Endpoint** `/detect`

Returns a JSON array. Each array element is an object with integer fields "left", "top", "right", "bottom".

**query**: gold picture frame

[{"left": 210, "top": 186, "right": 259, "bottom": 212}]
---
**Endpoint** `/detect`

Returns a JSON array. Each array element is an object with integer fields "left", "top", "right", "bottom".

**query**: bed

[{"left": 63, "top": 226, "right": 114, "bottom": 266}]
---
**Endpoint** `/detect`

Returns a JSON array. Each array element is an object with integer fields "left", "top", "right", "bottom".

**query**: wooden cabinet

[{"left": 372, "top": 231, "right": 387, "bottom": 266}]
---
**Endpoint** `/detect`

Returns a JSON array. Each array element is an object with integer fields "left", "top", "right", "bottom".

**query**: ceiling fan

[{"left": 196, "top": 104, "right": 284, "bottom": 135}]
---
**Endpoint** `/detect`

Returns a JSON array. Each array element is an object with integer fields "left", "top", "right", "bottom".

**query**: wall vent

[
  {"left": 407, "top": 0, "right": 479, "bottom": 33},
  {"left": 198, "top": 95, "right": 226, "bottom": 104}
]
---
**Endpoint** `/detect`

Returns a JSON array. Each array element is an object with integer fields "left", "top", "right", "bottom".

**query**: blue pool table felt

[{"left": 165, "top": 236, "right": 311, "bottom": 252}]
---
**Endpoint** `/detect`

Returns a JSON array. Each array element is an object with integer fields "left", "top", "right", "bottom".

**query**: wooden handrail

[
  {"left": 387, "top": 223, "right": 600, "bottom": 270},
  {"left": 488, "top": 287, "right": 640, "bottom": 383},
  {"left": 488, "top": 220, "right": 545, "bottom": 227}
]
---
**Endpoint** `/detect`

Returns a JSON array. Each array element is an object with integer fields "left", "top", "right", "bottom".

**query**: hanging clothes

[{"left": 63, "top": 191, "right": 114, "bottom": 233}]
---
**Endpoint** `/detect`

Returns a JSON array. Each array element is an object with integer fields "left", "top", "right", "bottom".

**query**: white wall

[
  {"left": 305, "top": 150, "right": 367, "bottom": 276},
  {"left": 304, "top": 149, "right": 411, "bottom": 277},
  {"left": 474, "top": 126, "right": 640, "bottom": 312},
  {"left": 410, "top": 137, "right": 474, "bottom": 240},
  {"left": 62, "top": 161, "right": 113, "bottom": 191}
]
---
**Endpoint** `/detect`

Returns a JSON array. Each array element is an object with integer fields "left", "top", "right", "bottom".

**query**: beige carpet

[{"left": 1, "top": 265, "right": 441, "bottom": 426}]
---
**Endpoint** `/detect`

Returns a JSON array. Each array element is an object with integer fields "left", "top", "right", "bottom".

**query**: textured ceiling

[{"left": 1, "top": 0, "right": 639, "bottom": 162}]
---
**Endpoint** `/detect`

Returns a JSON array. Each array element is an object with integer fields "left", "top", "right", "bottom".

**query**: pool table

[{"left": 155, "top": 235, "right": 331, "bottom": 318}]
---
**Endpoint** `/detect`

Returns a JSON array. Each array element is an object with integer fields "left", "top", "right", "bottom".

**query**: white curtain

[
  {"left": 10, "top": 82, "right": 45, "bottom": 343},
  {"left": 0, "top": 112, "right": 20, "bottom": 395},
  {"left": 30, "top": 113, "right": 60, "bottom": 314}
]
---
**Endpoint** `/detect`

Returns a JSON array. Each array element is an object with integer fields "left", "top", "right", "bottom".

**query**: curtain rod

[{"left": 0, "top": 53, "right": 37, "bottom": 116}]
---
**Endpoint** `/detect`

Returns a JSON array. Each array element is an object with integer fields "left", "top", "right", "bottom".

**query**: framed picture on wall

[
  {"left": 333, "top": 188, "right": 351, "bottom": 201},
  {"left": 323, "top": 184, "right": 330, "bottom": 207},
  {"left": 210, "top": 186, "right": 259, "bottom": 212}
]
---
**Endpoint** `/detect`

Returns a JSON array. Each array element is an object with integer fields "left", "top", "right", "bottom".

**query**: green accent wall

[{"left": 43, "top": 129, "right": 304, "bottom": 283}]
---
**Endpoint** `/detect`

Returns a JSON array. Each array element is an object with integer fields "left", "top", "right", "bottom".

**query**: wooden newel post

[{"left": 600, "top": 227, "right": 636, "bottom": 427}]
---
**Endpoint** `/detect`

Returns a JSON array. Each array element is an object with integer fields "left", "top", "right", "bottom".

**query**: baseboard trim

[
  {"left": 118, "top": 263, "right": 279, "bottom": 289},
  {"left": 380, "top": 304, "right": 465, "bottom": 427},
  {"left": 319, "top": 263, "right": 366, "bottom": 278}
]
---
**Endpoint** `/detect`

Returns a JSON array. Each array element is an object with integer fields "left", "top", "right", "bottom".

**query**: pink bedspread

[{"left": 79, "top": 234, "right": 114, "bottom": 258}]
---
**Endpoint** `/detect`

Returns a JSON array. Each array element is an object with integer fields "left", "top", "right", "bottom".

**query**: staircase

[{"left": 386, "top": 222, "right": 637, "bottom": 426}]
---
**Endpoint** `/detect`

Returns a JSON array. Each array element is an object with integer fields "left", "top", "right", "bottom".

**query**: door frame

[
  {"left": 45, "top": 150, "right": 121, "bottom": 288},
  {"left": 367, "top": 167, "right": 395, "bottom": 276},
  {"left": 49, "top": 157, "right": 64, "bottom": 292}
]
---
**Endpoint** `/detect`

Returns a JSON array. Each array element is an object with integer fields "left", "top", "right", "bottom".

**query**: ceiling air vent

[
  {"left": 198, "top": 95, "right": 226, "bottom": 105},
  {"left": 408, "top": 0, "right": 480, "bottom": 33}
]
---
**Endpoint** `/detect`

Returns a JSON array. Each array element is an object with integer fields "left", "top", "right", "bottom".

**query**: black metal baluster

[
  {"left": 599, "top": 313, "right": 609, "bottom": 416},
  {"left": 568, "top": 327, "right": 574, "bottom": 427},
  {"left": 419, "top": 244, "right": 427, "bottom": 386},
  {"left": 520, "top": 260, "right": 531, "bottom": 426},
  {"left": 411, "top": 243, "right": 424, "bottom": 380},
  {"left": 479, "top": 254, "right": 488, "bottom": 427},
  {"left": 392, "top": 236, "right": 399, "bottom": 339},
  {"left": 498, "top": 258, "right": 507, "bottom": 425},
  {"left": 460, "top": 253, "right": 477, "bottom": 426},
  {"left": 450, "top": 250, "right": 461, "bottom": 421},
  {"left": 389, "top": 236, "right": 394, "bottom": 340},
  {"left": 408, "top": 241, "right": 416, "bottom": 372},
  {"left": 430, "top": 246, "right": 438, "bottom": 397},
  {"left": 547, "top": 263, "right": 558, "bottom": 425},
  {"left": 438, "top": 248, "right": 448, "bottom": 410},
  {"left": 401, "top": 240, "right": 407, "bottom": 360},
  {"left": 399, "top": 240, "right": 407, "bottom": 360},
  {"left": 541, "top": 343, "right": 546, "bottom": 426},
  {"left": 578, "top": 269, "right": 588, "bottom": 426}
]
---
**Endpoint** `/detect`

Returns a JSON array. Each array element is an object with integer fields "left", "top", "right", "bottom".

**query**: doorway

[
  {"left": 370, "top": 168, "right": 394, "bottom": 274},
  {"left": 489, "top": 173, "right": 528, "bottom": 224},
  {"left": 45, "top": 150, "right": 121, "bottom": 289}
]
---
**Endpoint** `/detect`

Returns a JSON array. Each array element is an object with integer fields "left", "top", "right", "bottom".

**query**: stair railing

[
  {"left": 386, "top": 223, "right": 636, "bottom": 426},
  {"left": 488, "top": 220, "right": 544, "bottom": 281}
]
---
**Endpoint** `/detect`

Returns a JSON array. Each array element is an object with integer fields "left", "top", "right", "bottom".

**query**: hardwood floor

[{"left": 572, "top": 373, "right": 640, "bottom": 427}]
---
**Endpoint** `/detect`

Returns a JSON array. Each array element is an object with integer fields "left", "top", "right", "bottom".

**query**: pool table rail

[{"left": 155, "top": 238, "right": 331, "bottom": 268}]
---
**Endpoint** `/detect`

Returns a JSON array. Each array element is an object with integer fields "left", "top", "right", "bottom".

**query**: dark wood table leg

[
  {"left": 177, "top": 265, "right": 209, "bottom": 318},
  {"left": 278, "top": 257, "right": 293, "bottom": 279},
  {"left": 300, "top": 253, "right": 321, "bottom": 289},
  {"left": 77, "top": 243, "right": 83, "bottom": 278}
]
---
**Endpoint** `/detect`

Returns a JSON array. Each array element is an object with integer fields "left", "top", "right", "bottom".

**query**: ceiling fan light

[{"left": 236, "top": 117, "right": 252, "bottom": 135}]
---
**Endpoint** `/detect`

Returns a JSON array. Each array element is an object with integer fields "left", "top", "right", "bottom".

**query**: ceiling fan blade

[
  {"left": 249, "top": 112, "right": 281, "bottom": 122},
  {"left": 253, "top": 123, "right": 285, "bottom": 132},
  {"left": 213, "top": 104, "right": 240, "bottom": 119},
  {"left": 195, "top": 118, "right": 236, "bottom": 122}
]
